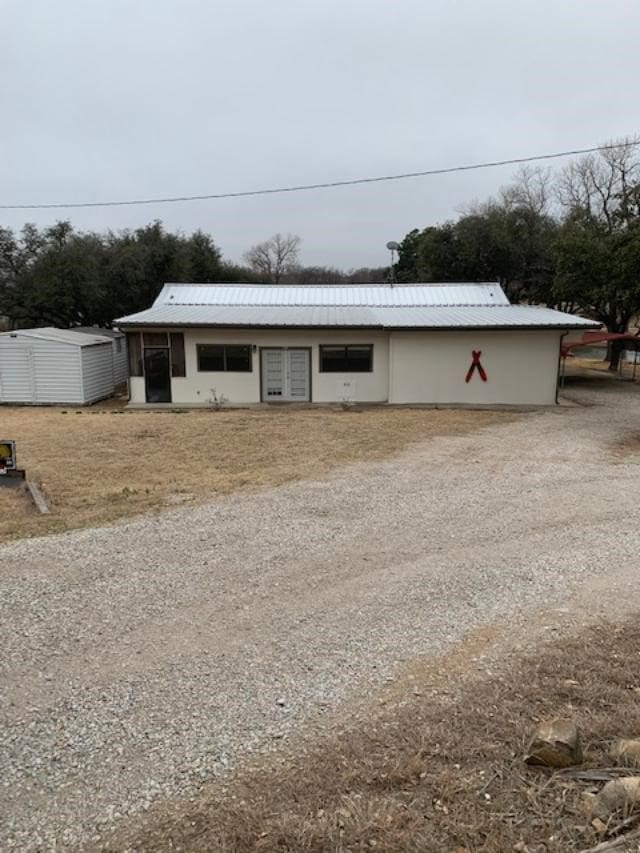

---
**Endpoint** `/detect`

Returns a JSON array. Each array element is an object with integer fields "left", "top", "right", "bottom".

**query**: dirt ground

[
  {"left": 96, "top": 615, "right": 640, "bottom": 853},
  {"left": 4, "top": 372, "right": 640, "bottom": 852},
  {"left": 0, "top": 404, "right": 513, "bottom": 542}
]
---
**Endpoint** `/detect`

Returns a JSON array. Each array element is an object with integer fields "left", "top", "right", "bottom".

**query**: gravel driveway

[{"left": 2, "top": 377, "right": 639, "bottom": 850}]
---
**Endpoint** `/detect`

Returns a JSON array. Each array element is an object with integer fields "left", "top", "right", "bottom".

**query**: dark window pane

[
  {"left": 320, "top": 346, "right": 347, "bottom": 372},
  {"left": 127, "top": 333, "right": 143, "bottom": 376},
  {"left": 197, "top": 344, "right": 225, "bottom": 371},
  {"left": 346, "top": 345, "right": 373, "bottom": 372},
  {"left": 143, "top": 332, "right": 168, "bottom": 347},
  {"left": 170, "top": 333, "right": 186, "bottom": 377},
  {"left": 225, "top": 345, "right": 252, "bottom": 371},
  {"left": 319, "top": 344, "right": 373, "bottom": 372}
]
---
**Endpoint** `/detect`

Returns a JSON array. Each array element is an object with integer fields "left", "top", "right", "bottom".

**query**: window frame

[
  {"left": 127, "top": 332, "right": 143, "bottom": 377},
  {"left": 126, "top": 330, "right": 187, "bottom": 378},
  {"left": 319, "top": 344, "right": 374, "bottom": 373},
  {"left": 197, "top": 343, "right": 253, "bottom": 373},
  {"left": 169, "top": 332, "right": 186, "bottom": 377}
]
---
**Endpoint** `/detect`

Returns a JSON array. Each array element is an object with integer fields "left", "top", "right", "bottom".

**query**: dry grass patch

[
  {"left": 569, "top": 357, "right": 640, "bottom": 380},
  {"left": 611, "top": 432, "right": 640, "bottom": 459},
  {"left": 96, "top": 619, "right": 640, "bottom": 853},
  {"left": 0, "top": 405, "right": 515, "bottom": 542}
]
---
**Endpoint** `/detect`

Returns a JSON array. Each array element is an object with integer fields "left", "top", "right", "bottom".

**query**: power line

[{"left": 1, "top": 139, "right": 638, "bottom": 210}]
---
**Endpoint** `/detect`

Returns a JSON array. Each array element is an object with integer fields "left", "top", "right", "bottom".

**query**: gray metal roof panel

[
  {"left": 154, "top": 282, "right": 510, "bottom": 308},
  {"left": 115, "top": 304, "right": 599, "bottom": 329},
  {"left": 73, "top": 326, "right": 124, "bottom": 339},
  {"left": 0, "top": 327, "right": 113, "bottom": 346}
]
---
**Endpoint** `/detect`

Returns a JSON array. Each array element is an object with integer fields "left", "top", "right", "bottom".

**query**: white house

[
  {"left": 0, "top": 327, "right": 116, "bottom": 405},
  {"left": 115, "top": 282, "right": 599, "bottom": 407}
]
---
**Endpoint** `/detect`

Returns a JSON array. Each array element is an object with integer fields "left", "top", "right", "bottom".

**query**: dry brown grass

[
  {"left": 569, "top": 357, "right": 640, "bottom": 380},
  {"left": 0, "top": 404, "right": 515, "bottom": 543},
  {"left": 611, "top": 432, "right": 640, "bottom": 459},
  {"left": 96, "top": 619, "right": 640, "bottom": 853}
]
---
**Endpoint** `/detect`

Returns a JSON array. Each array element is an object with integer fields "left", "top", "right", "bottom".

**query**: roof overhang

[{"left": 117, "top": 321, "right": 601, "bottom": 331}]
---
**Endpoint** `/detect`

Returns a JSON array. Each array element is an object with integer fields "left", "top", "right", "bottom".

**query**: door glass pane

[
  {"left": 144, "top": 348, "right": 171, "bottom": 403},
  {"left": 288, "top": 350, "right": 309, "bottom": 399},
  {"left": 264, "top": 351, "right": 284, "bottom": 397}
]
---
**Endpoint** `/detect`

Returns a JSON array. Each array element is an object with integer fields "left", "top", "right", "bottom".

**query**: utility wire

[{"left": 1, "top": 139, "right": 638, "bottom": 210}]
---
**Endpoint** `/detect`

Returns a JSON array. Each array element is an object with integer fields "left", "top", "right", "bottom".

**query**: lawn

[{"left": 0, "top": 404, "right": 515, "bottom": 543}]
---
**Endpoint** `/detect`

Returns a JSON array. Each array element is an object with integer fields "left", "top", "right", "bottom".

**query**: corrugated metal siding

[
  {"left": 0, "top": 333, "right": 117, "bottom": 404},
  {"left": 31, "top": 342, "right": 84, "bottom": 403},
  {"left": 112, "top": 339, "right": 128, "bottom": 384},
  {"left": 154, "top": 282, "right": 509, "bottom": 308},
  {"left": 116, "top": 303, "right": 599, "bottom": 329},
  {"left": 80, "top": 343, "right": 115, "bottom": 403},
  {"left": 71, "top": 328, "right": 128, "bottom": 384},
  {"left": 0, "top": 339, "right": 35, "bottom": 402}
]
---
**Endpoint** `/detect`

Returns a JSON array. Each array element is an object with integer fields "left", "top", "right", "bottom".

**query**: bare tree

[
  {"left": 500, "top": 165, "right": 553, "bottom": 215},
  {"left": 556, "top": 137, "right": 640, "bottom": 230},
  {"left": 243, "top": 233, "right": 302, "bottom": 283}
]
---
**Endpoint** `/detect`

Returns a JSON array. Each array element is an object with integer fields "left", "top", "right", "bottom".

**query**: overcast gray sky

[{"left": 2, "top": 0, "right": 639, "bottom": 269}]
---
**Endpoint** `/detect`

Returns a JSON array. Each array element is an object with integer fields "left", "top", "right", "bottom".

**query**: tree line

[
  {"left": 2, "top": 139, "right": 639, "bottom": 368},
  {"left": 0, "top": 221, "right": 255, "bottom": 331},
  {"left": 0, "top": 224, "right": 387, "bottom": 331},
  {"left": 394, "top": 139, "right": 640, "bottom": 367}
]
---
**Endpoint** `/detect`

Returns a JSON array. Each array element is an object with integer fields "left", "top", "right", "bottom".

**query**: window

[
  {"left": 143, "top": 332, "right": 168, "bottom": 347},
  {"left": 319, "top": 344, "right": 373, "bottom": 372},
  {"left": 170, "top": 333, "right": 186, "bottom": 377},
  {"left": 115, "top": 338, "right": 122, "bottom": 354},
  {"left": 127, "top": 333, "right": 143, "bottom": 376},
  {"left": 197, "top": 344, "right": 252, "bottom": 372}
]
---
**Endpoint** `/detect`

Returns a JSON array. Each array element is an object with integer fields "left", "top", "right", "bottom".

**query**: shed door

[
  {"left": 0, "top": 343, "right": 36, "bottom": 402},
  {"left": 261, "top": 349, "right": 310, "bottom": 402}
]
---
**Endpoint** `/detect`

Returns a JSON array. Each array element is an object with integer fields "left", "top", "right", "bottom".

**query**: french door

[{"left": 261, "top": 348, "right": 310, "bottom": 402}]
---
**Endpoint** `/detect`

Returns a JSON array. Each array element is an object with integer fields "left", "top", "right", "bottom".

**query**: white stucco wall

[
  {"left": 126, "top": 327, "right": 563, "bottom": 406},
  {"left": 127, "top": 328, "right": 389, "bottom": 404},
  {"left": 389, "top": 330, "right": 562, "bottom": 405}
]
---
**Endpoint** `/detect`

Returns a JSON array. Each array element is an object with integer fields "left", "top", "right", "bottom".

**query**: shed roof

[
  {"left": 115, "top": 283, "right": 599, "bottom": 330},
  {"left": 0, "top": 327, "right": 112, "bottom": 346},
  {"left": 73, "top": 326, "right": 124, "bottom": 340}
]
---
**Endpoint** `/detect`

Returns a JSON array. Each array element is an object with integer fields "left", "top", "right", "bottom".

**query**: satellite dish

[{"left": 386, "top": 241, "right": 400, "bottom": 251}]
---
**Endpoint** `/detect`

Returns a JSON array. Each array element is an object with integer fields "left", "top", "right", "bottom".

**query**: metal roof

[
  {"left": 0, "top": 327, "right": 112, "bottom": 346},
  {"left": 115, "top": 304, "right": 599, "bottom": 330},
  {"left": 151, "top": 282, "right": 510, "bottom": 308},
  {"left": 73, "top": 326, "right": 124, "bottom": 340}
]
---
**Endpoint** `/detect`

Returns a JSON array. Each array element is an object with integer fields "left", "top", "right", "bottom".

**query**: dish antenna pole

[{"left": 385, "top": 241, "right": 400, "bottom": 286}]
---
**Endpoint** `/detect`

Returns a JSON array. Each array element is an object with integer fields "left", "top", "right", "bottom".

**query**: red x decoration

[{"left": 465, "top": 350, "right": 487, "bottom": 383}]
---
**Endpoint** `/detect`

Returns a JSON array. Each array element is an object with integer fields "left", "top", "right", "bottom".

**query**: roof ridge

[{"left": 161, "top": 281, "right": 501, "bottom": 288}]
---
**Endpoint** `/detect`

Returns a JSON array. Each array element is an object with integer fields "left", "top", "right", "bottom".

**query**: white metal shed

[
  {"left": 0, "top": 327, "right": 115, "bottom": 405},
  {"left": 73, "top": 327, "right": 128, "bottom": 385}
]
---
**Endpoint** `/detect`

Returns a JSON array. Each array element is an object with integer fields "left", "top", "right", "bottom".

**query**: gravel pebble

[{"left": 1, "top": 377, "right": 639, "bottom": 850}]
